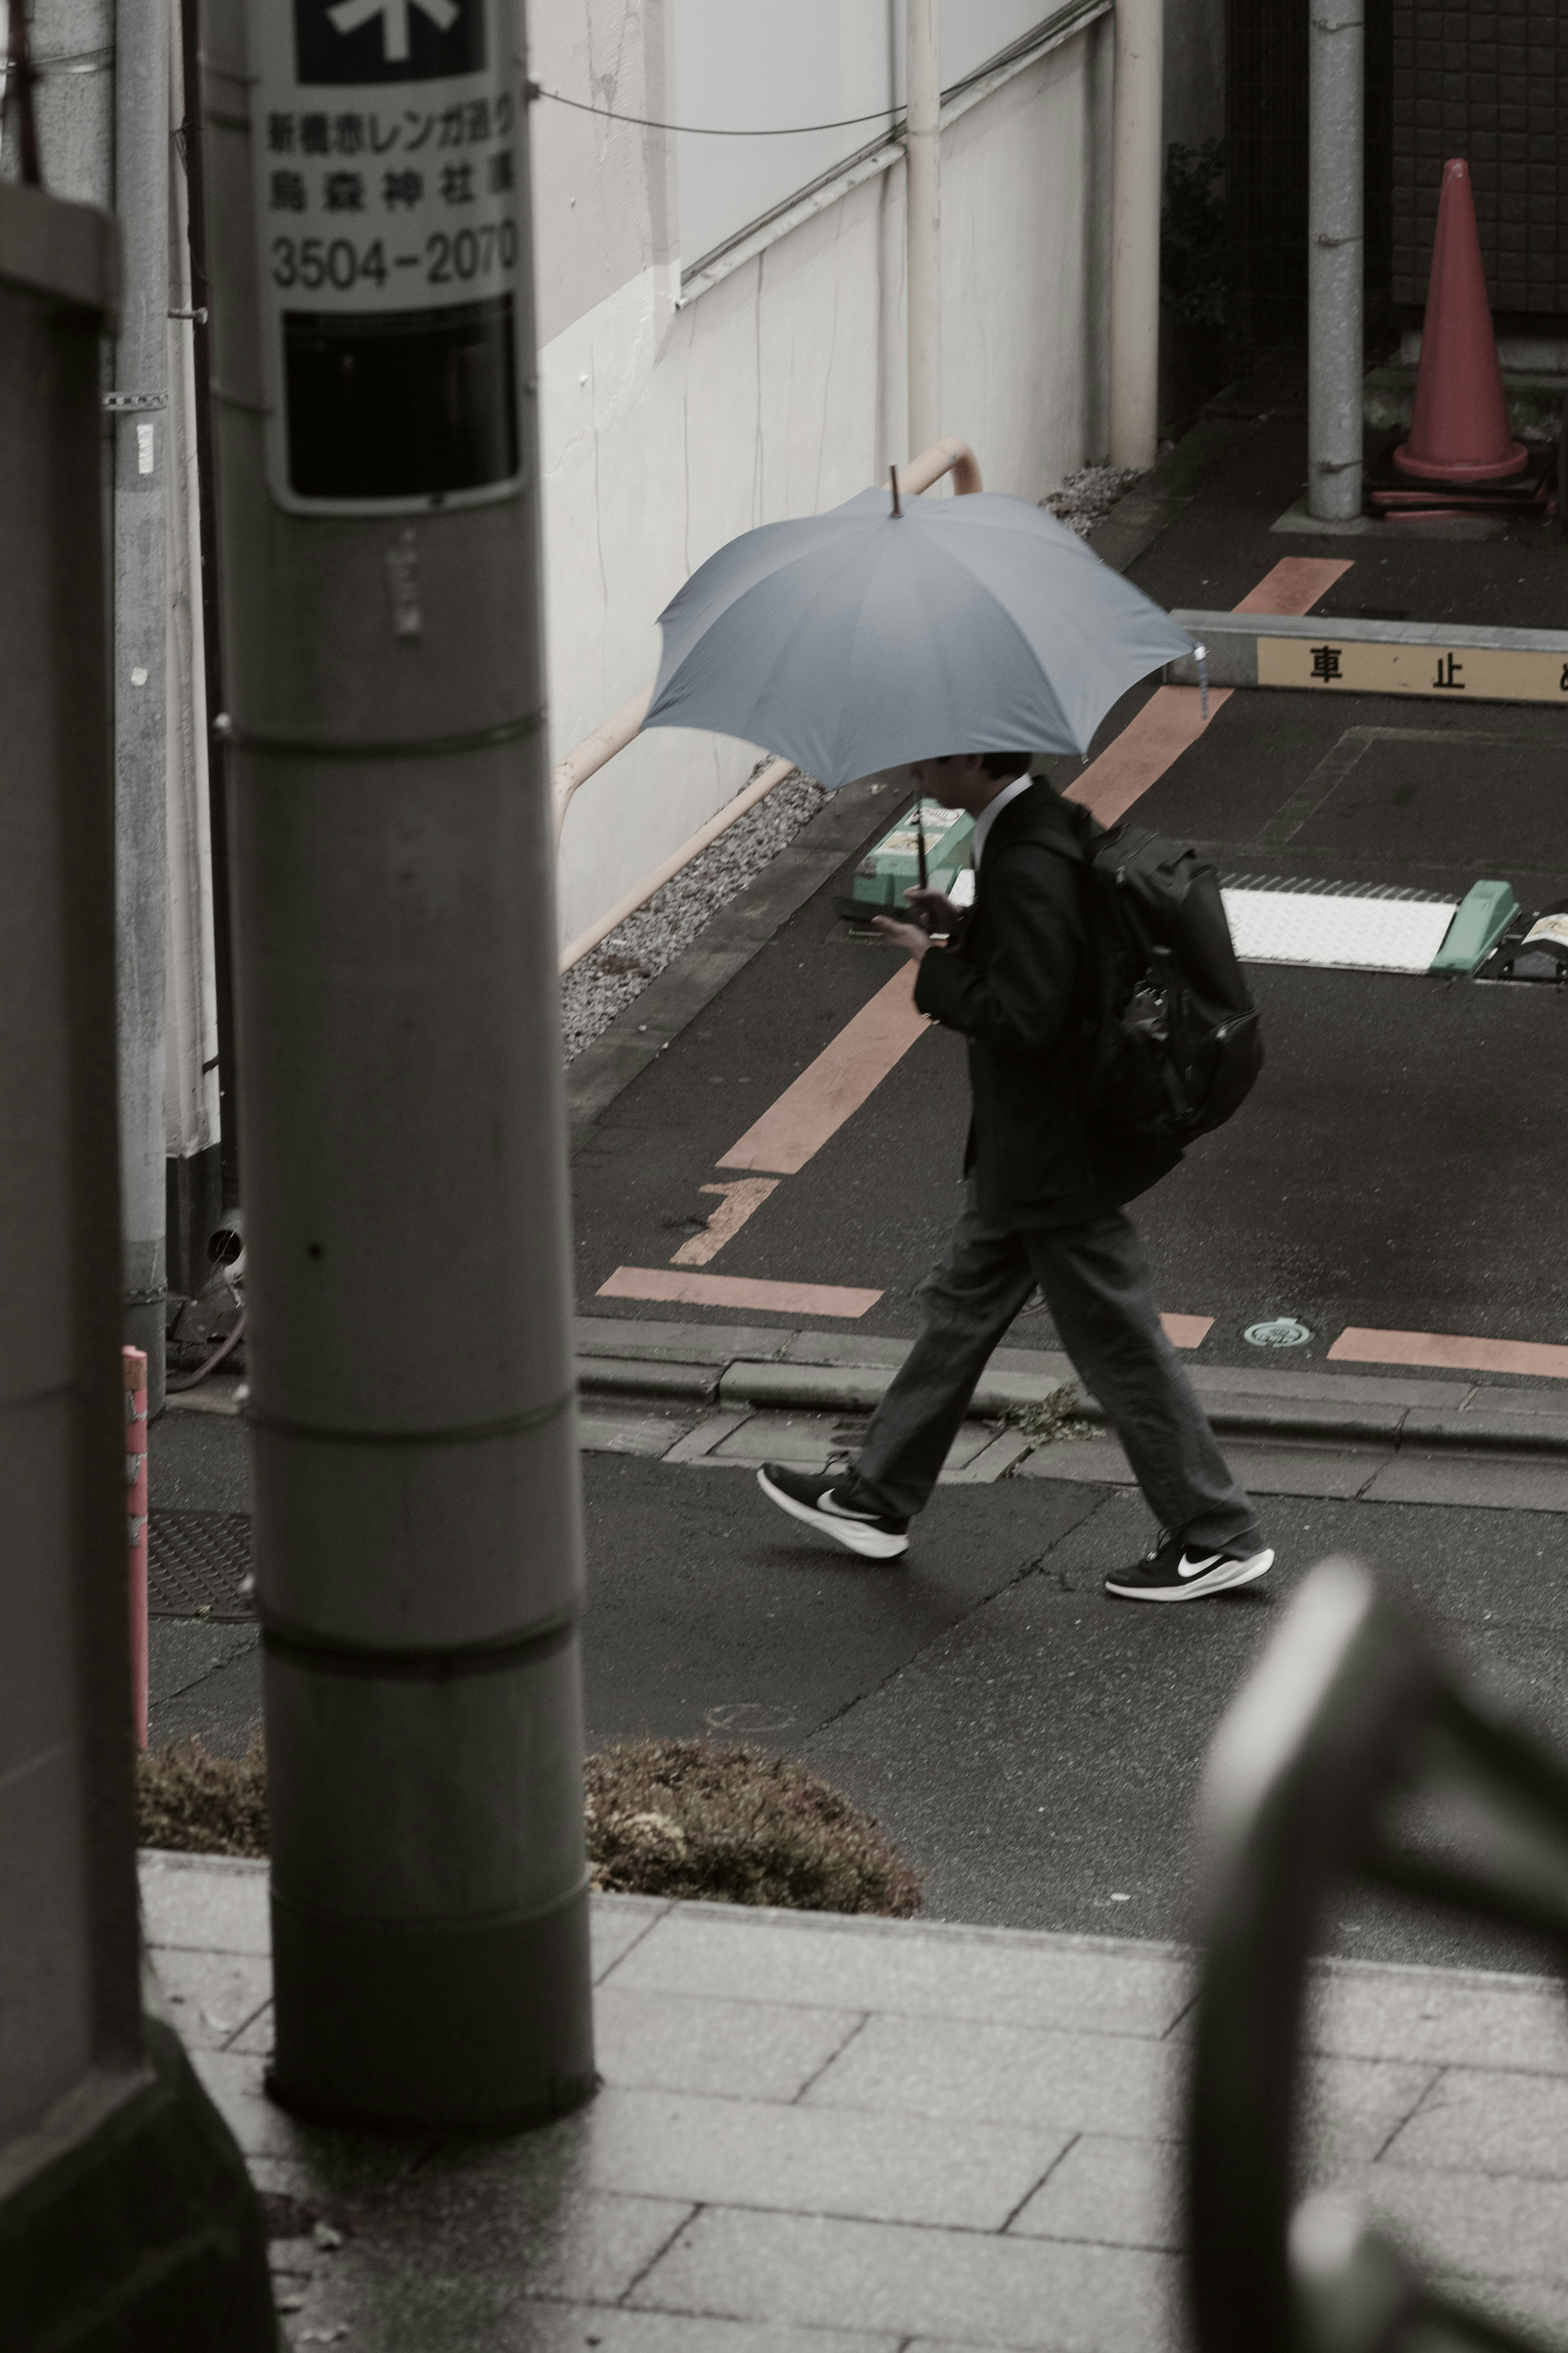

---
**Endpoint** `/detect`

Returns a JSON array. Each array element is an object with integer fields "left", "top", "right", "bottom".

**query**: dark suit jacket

[{"left": 913, "top": 781, "right": 1179, "bottom": 1229}]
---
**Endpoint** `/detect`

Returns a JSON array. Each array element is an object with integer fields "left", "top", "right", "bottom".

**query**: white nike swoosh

[
  {"left": 1177, "top": 1552, "right": 1226, "bottom": 1579},
  {"left": 821, "top": 1492, "right": 878, "bottom": 1522}
]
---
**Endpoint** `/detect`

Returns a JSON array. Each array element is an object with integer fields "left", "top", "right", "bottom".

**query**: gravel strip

[
  {"left": 1042, "top": 461, "right": 1148, "bottom": 538},
  {"left": 559, "top": 763, "right": 828, "bottom": 1062}
]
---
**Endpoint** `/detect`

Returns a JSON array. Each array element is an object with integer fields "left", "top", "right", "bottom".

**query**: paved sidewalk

[
  {"left": 143, "top": 1851, "right": 1568, "bottom": 2353},
  {"left": 575, "top": 1314, "right": 1568, "bottom": 1516}
]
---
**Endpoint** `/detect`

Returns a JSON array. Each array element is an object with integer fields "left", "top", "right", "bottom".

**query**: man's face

[{"left": 909, "top": 753, "right": 989, "bottom": 806}]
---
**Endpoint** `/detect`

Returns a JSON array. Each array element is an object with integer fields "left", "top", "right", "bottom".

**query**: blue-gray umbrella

[{"left": 642, "top": 483, "right": 1196, "bottom": 791}]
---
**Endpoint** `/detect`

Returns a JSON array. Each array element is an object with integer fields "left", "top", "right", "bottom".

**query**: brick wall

[{"left": 1392, "top": 0, "right": 1568, "bottom": 320}]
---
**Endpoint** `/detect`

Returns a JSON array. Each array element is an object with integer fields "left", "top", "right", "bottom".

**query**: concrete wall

[{"left": 531, "top": 4, "right": 1114, "bottom": 952}]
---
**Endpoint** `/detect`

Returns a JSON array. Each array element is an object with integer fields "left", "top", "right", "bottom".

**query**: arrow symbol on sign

[{"left": 327, "top": 0, "right": 458, "bottom": 63}]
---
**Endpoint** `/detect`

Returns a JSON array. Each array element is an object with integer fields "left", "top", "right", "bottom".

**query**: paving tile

[
  {"left": 578, "top": 1403, "right": 699, "bottom": 1457},
  {"left": 1016, "top": 1433, "right": 1134, "bottom": 1487},
  {"left": 611, "top": 1908, "right": 1195, "bottom": 2038},
  {"left": 1355, "top": 2159, "right": 1568, "bottom": 2281},
  {"left": 711, "top": 1409, "right": 871, "bottom": 1466},
  {"left": 1306, "top": 1959, "right": 1568, "bottom": 2074},
  {"left": 1379, "top": 2065, "right": 1568, "bottom": 2177},
  {"left": 1363, "top": 1449, "right": 1568, "bottom": 1513},
  {"left": 575, "top": 1317, "right": 788, "bottom": 1367},
  {"left": 149, "top": 1947, "right": 272, "bottom": 2050},
  {"left": 942, "top": 1428, "right": 1034, "bottom": 1483},
  {"left": 1300, "top": 2055, "right": 1438, "bottom": 2168},
  {"left": 1010, "top": 2134, "right": 1179, "bottom": 2252},
  {"left": 1432, "top": 2273, "right": 1568, "bottom": 2340},
  {"left": 801, "top": 2014, "right": 1181, "bottom": 2137},
  {"left": 592, "top": 1894, "right": 668, "bottom": 1982},
  {"left": 228, "top": 2000, "right": 274, "bottom": 2057},
  {"left": 270, "top": 2191, "right": 696, "bottom": 2349},
  {"left": 138, "top": 1849, "right": 270, "bottom": 1954},
  {"left": 629, "top": 2206, "right": 1182, "bottom": 2351},
  {"left": 662, "top": 1409, "right": 753, "bottom": 1463},
  {"left": 594, "top": 1985, "right": 862, "bottom": 2102},
  {"left": 575, "top": 2085, "right": 1070, "bottom": 2230},
  {"left": 515, "top": 2312, "right": 902, "bottom": 2353}
]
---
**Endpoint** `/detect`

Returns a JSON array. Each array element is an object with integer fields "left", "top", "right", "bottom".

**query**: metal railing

[{"left": 1188, "top": 1556, "right": 1568, "bottom": 2353}]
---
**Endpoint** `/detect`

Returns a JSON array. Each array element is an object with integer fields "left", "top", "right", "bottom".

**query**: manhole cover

[
  {"left": 1243, "top": 1318, "right": 1313, "bottom": 1349},
  {"left": 148, "top": 1511, "right": 254, "bottom": 1619}
]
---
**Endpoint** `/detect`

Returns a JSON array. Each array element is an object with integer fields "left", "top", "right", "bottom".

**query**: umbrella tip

[{"left": 890, "top": 466, "right": 902, "bottom": 519}]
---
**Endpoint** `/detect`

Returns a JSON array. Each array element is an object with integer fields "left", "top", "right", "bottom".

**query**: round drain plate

[{"left": 1243, "top": 1316, "right": 1313, "bottom": 1349}]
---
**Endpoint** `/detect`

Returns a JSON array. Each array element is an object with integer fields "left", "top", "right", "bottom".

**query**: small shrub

[
  {"left": 134, "top": 1731, "right": 925, "bottom": 1919},
  {"left": 1006, "top": 1385, "right": 1098, "bottom": 1445},
  {"left": 136, "top": 1735, "right": 268, "bottom": 1859},
  {"left": 586, "top": 1739, "right": 923, "bottom": 1916}
]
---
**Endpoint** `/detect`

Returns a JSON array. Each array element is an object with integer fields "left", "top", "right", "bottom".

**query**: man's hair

[{"left": 979, "top": 750, "right": 1033, "bottom": 781}]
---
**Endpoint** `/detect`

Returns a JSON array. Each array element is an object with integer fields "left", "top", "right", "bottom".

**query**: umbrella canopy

[{"left": 644, "top": 484, "right": 1196, "bottom": 790}]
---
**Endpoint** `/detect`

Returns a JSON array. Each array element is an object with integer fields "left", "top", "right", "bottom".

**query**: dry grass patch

[
  {"left": 135, "top": 1731, "right": 925, "bottom": 1918},
  {"left": 136, "top": 1735, "right": 268, "bottom": 1859},
  {"left": 587, "top": 1738, "right": 923, "bottom": 1915}
]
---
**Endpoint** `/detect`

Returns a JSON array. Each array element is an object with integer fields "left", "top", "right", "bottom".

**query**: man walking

[{"left": 756, "top": 752, "right": 1272, "bottom": 1603}]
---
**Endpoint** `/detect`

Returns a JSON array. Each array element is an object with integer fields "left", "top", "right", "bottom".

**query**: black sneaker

[
  {"left": 1103, "top": 1531, "right": 1274, "bottom": 1603},
  {"left": 756, "top": 1463, "right": 910, "bottom": 1560}
]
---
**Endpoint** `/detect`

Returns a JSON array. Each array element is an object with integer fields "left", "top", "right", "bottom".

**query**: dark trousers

[{"left": 853, "top": 1183, "right": 1260, "bottom": 1551}]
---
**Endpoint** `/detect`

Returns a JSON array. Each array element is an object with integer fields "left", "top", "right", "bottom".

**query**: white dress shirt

[{"left": 970, "top": 773, "right": 1035, "bottom": 870}]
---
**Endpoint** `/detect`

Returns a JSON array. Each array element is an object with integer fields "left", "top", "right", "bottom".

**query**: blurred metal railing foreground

[{"left": 1187, "top": 1558, "right": 1568, "bottom": 2353}]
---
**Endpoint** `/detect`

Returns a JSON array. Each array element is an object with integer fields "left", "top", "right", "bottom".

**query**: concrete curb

[{"left": 576, "top": 1314, "right": 1568, "bottom": 1459}]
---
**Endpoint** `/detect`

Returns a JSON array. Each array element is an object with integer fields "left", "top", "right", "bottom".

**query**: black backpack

[{"left": 1048, "top": 805, "right": 1263, "bottom": 1149}]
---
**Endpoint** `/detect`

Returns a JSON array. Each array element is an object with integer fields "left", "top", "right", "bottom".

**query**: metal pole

[
  {"left": 906, "top": 0, "right": 940, "bottom": 457},
  {"left": 199, "top": 0, "right": 595, "bottom": 2125},
  {"left": 1110, "top": 0, "right": 1163, "bottom": 469},
  {"left": 1307, "top": 0, "right": 1364, "bottom": 521},
  {"left": 111, "top": 0, "right": 169, "bottom": 1412}
]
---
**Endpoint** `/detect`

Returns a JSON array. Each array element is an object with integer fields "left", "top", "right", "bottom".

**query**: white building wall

[{"left": 532, "top": 8, "right": 1114, "bottom": 953}]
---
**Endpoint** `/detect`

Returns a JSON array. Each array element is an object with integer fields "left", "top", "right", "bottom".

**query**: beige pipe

[
  {"left": 549, "top": 440, "right": 982, "bottom": 850},
  {"left": 559, "top": 756, "right": 797, "bottom": 974}
]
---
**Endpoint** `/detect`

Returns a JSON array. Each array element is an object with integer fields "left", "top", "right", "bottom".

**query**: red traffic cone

[{"left": 1395, "top": 160, "right": 1526, "bottom": 482}]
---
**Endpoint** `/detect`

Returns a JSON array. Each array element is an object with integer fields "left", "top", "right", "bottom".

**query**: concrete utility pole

[
  {"left": 26, "top": 0, "right": 171, "bottom": 1414},
  {"left": 1307, "top": 0, "right": 1364, "bottom": 522},
  {"left": 200, "top": 0, "right": 595, "bottom": 2123},
  {"left": 906, "top": 0, "right": 941, "bottom": 457},
  {"left": 1110, "top": 0, "right": 1162, "bottom": 469},
  {"left": 0, "top": 167, "right": 272, "bottom": 2350},
  {"left": 112, "top": 0, "right": 171, "bottom": 1412}
]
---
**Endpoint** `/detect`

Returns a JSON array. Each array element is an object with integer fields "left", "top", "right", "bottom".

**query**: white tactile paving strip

[{"left": 1220, "top": 877, "right": 1459, "bottom": 974}]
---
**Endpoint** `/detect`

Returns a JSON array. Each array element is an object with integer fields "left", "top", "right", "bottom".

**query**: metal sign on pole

[{"left": 199, "top": 0, "right": 593, "bottom": 2126}]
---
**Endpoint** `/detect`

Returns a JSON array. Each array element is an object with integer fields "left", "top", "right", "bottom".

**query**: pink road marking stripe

[
  {"left": 717, "top": 962, "right": 927, "bottom": 1177},
  {"left": 1162, "top": 1313, "right": 1213, "bottom": 1348},
  {"left": 1329, "top": 1327, "right": 1568, "bottom": 1381},
  {"left": 1065, "top": 558, "right": 1355, "bottom": 827},
  {"left": 1231, "top": 557, "right": 1354, "bottom": 615},
  {"left": 598, "top": 1266, "right": 883, "bottom": 1319},
  {"left": 1064, "top": 687, "right": 1232, "bottom": 826}
]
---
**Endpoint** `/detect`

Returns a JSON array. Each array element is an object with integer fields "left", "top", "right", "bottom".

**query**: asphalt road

[
  {"left": 572, "top": 418, "right": 1568, "bottom": 1371},
  {"left": 148, "top": 1407, "right": 1568, "bottom": 1977}
]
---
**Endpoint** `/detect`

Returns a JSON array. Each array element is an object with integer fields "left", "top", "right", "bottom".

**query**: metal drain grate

[{"left": 148, "top": 1510, "right": 255, "bottom": 1620}]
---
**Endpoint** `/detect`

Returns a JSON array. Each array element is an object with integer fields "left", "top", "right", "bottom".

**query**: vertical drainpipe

[
  {"left": 112, "top": 0, "right": 171, "bottom": 1412},
  {"left": 1307, "top": 0, "right": 1364, "bottom": 521},
  {"left": 905, "top": 0, "right": 941, "bottom": 457},
  {"left": 1110, "top": 0, "right": 1162, "bottom": 470}
]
